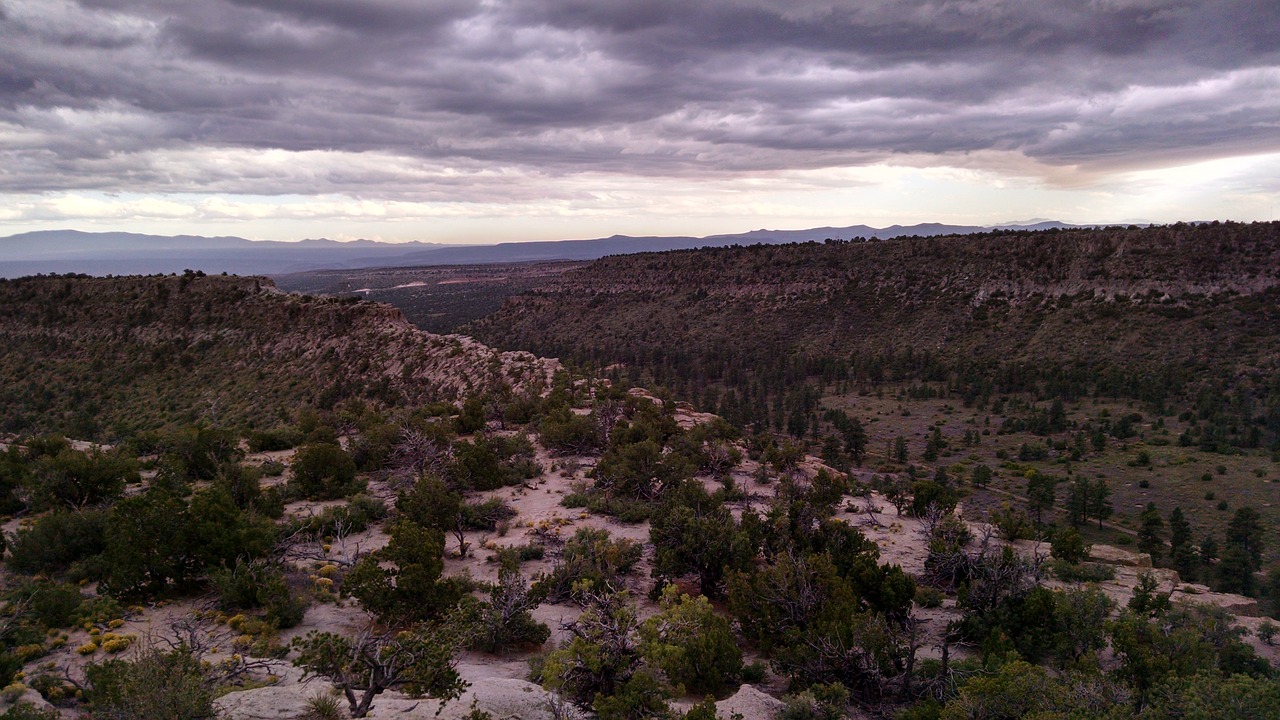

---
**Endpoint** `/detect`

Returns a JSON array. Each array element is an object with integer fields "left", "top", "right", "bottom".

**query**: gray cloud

[{"left": 1, "top": 0, "right": 1278, "bottom": 197}]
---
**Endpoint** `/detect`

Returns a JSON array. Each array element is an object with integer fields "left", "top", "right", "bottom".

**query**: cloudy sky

[{"left": 2, "top": 0, "right": 1278, "bottom": 243}]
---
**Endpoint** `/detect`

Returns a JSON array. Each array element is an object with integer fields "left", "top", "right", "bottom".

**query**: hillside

[
  {"left": 469, "top": 222, "right": 1280, "bottom": 447},
  {"left": 0, "top": 222, "right": 1082, "bottom": 277},
  {"left": 0, "top": 263, "right": 1278, "bottom": 720},
  {"left": 0, "top": 272, "right": 555, "bottom": 440}
]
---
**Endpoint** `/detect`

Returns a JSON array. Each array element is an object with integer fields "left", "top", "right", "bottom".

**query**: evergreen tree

[
  {"left": 1168, "top": 507, "right": 1197, "bottom": 579},
  {"left": 1137, "top": 503, "right": 1165, "bottom": 564},
  {"left": 1066, "top": 477, "right": 1090, "bottom": 527},
  {"left": 893, "top": 435, "right": 908, "bottom": 463},
  {"left": 843, "top": 416, "right": 867, "bottom": 465},
  {"left": 923, "top": 426, "right": 943, "bottom": 462},
  {"left": 971, "top": 464, "right": 993, "bottom": 487},
  {"left": 1088, "top": 478, "right": 1113, "bottom": 529},
  {"left": 1225, "top": 507, "right": 1265, "bottom": 574},
  {"left": 1219, "top": 507, "right": 1266, "bottom": 595},
  {"left": 1025, "top": 471, "right": 1057, "bottom": 525},
  {"left": 1199, "top": 533, "right": 1218, "bottom": 568}
]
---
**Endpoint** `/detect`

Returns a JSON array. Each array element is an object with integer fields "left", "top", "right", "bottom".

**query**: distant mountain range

[{"left": 0, "top": 222, "right": 1089, "bottom": 277}]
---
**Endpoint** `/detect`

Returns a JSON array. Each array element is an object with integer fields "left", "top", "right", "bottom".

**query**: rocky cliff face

[{"left": 0, "top": 273, "right": 558, "bottom": 438}]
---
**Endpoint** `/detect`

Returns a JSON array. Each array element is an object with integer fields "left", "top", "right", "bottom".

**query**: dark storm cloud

[{"left": 1, "top": 0, "right": 1278, "bottom": 195}]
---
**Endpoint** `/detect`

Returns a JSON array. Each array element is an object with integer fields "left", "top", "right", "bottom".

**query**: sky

[{"left": 1, "top": 0, "right": 1279, "bottom": 244}]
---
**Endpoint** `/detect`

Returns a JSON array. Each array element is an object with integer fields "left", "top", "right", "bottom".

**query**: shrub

[
  {"left": 248, "top": 427, "right": 304, "bottom": 453},
  {"left": 348, "top": 422, "right": 401, "bottom": 473},
  {"left": 561, "top": 488, "right": 591, "bottom": 508},
  {"left": 460, "top": 498, "right": 517, "bottom": 531},
  {"left": 741, "top": 661, "right": 766, "bottom": 684},
  {"left": 778, "top": 682, "right": 850, "bottom": 720},
  {"left": 585, "top": 494, "right": 652, "bottom": 523},
  {"left": 1051, "top": 528, "right": 1088, "bottom": 565},
  {"left": 294, "top": 494, "right": 388, "bottom": 536},
  {"left": 448, "top": 435, "right": 539, "bottom": 491},
  {"left": 538, "top": 407, "right": 601, "bottom": 455},
  {"left": 290, "top": 444, "right": 362, "bottom": 500},
  {"left": 85, "top": 647, "right": 216, "bottom": 720},
  {"left": 910, "top": 480, "right": 958, "bottom": 517},
  {"left": 472, "top": 563, "right": 550, "bottom": 653},
  {"left": 1049, "top": 560, "right": 1116, "bottom": 583},
  {"left": 11, "top": 579, "right": 84, "bottom": 628},
  {"left": 639, "top": 586, "right": 742, "bottom": 697},
  {"left": 1257, "top": 621, "right": 1279, "bottom": 645},
  {"left": 303, "top": 693, "right": 344, "bottom": 720},
  {"left": 0, "top": 704, "right": 60, "bottom": 720},
  {"left": 212, "top": 559, "right": 309, "bottom": 629},
  {"left": 914, "top": 586, "right": 944, "bottom": 609},
  {"left": 534, "top": 528, "right": 642, "bottom": 602},
  {"left": 27, "top": 447, "right": 137, "bottom": 511},
  {"left": 7, "top": 509, "right": 108, "bottom": 575},
  {"left": 75, "top": 596, "right": 123, "bottom": 626},
  {"left": 101, "top": 634, "right": 135, "bottom": 654},
  {"left": 342, "top": 519, "right": 463, "bottom": 624},
  {"left": 987, "top": 503, "right": 1033, "bottom": 541},
  {"left": 540, "top": 591, "right": 669, "bottom": 718}
]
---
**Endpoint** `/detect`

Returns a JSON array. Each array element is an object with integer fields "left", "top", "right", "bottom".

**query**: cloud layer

[{"left": 1, "top": 0, "right": 1278, "bottom": 228}]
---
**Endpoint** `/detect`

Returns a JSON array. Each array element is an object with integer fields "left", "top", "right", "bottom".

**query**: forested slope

[
  {"left": 470, "top": 222, "right": 1280, "bottom": 447},
  {"left": 0, "top": 272, "right": 555, "bottom": 440}
]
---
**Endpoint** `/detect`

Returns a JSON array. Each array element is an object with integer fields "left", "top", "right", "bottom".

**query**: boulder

[
  {"left": 1088, "top": 544, "right": 1152, "bottom": 567},
  {"left": 1172, "top": 588, "right": 1264, "bottom": 618},
  {"left": 716, "top": 684, "right": 785, "bottom": 720}
]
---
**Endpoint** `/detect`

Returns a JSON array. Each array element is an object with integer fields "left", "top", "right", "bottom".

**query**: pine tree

[
  {"left": 1225, "top": 507, "right": 1265, "bottom": 573},
  {"left": 1088, "top": 478, "right": 1113, "bottom": 529},
  {"left": 893, "top": 435, "right": 908, "bottom": 463},
  {"left": 1066, "top": 477, "right": 1090, "bottom": 527},
  {"left": 1026, "top": 471, "right": 1058, "bottom": 525},
  {"left": 1168, "top": 507, "right": 1197, "bottom": 579},
  {"left": 1199, "top": 533, "right": 1218, "bottom": 567},
  {"left": 1219, "top": 507, "right": 1266, "bottom": 595},
  {"left": 1137, "top": 502, "right": 1165, "bottom": 564}
]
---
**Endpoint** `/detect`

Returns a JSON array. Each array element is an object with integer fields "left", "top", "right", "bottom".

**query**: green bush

[
  {"left": 741, "top": 661, "right": 766, "bottom": 684},
  {"left": 538, "top": 407, "right": 601, "bottom": 455},
  {"left": 533, "top": 528, "right": 642, "bottom": 602},
  {"left": 1049, "top": 559, "right": 1115, "bottom": 582},
  {"left": 778, "top": 682, "right": 850, "bottom": 720},
  {"left": 347, "top": 422, "right": 401, "bottom": 473},
  {"left": 12, "top": 579, "right": 84, "bottom": 628},
  {"left": 290, "top": 444, "right": 362, "bottom": 500},
  {"left": 85, "top": 647, "right": 217, "bottom": 720},
  {"left": 585, "top": 494, "right": 652, "bottom": 523},
  {"left": 293, "top": 494, "right": 388, "bottom": 536},
  {"left": 341, "top": 519, "right": 463, "bottom": 624},
  {"left": 212, "top": 559, "right": 309, "bottom": 629},
  {"left": 247, "top": 427, "right": 304, "bottom": 453},
  {"left": 472, "top": 563, "right": 550, "bottom": 653},
  {"left": 74, "top": 596, "right": 124, "bottom": 626},
  {"left": 1, "top": 704, "right": 61, "bottom": 720},
  {"left": 7, "top": 509, "right": 107, "bottom": 575},
  {"left": 448, "top": 435, "right": 538, "bottom": 491},
  {"left": 1051, "top": 528, "right": 1088, "bottom": 564},
  {"left": 27, "top": 447, "right": 137, "bottom": 511},
  {"left": 460, "top": 498, "right": 517, "bottom": 531},
  {"left": 914, "top": 586, "right": 944, "bottom": 609},
  {"left": 639, "top": 587, "right": 742, "bottom": 697}
]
